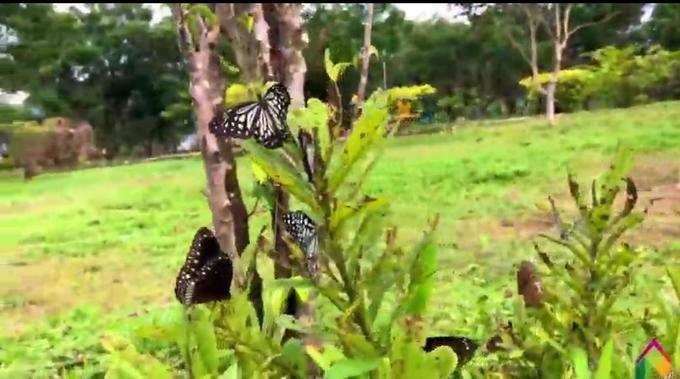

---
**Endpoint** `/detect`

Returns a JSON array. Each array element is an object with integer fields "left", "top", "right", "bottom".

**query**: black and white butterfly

[
  {"left": 209, "top": 83, "right": 291, "bottom": 149},
  {"left": 423, "top": 336, "right": 479, "bottom": 367},
  {"left": 282, "top": 211, "right": 319, "bottom": 277},
  {"left": 175, "top": 227, "right": 233, "bottom": 306}
]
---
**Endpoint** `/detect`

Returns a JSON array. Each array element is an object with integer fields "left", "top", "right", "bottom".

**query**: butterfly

[
  {"left": 209, "top": 83, "right": 291, "bottom": 149},
  {"left": 282, "top": 211, "right": 319, "bottom": 277},
  {"left": 174, "top": 227, "right": 233, "bottom": 306},
  {"left": 297, "top": 130, "right": 316, "bottom": 182},
  {"left": 423, "top": 336, "right": 479, "bottom": 367}
]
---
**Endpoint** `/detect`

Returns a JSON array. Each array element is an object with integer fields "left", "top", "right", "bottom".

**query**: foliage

[
  {"left": 1, "top": 101, "right": 678, "bottom": 377},
  {"left": 519, "top": 69, "right": 596, "bottom": 112},
  {"left": 0, "top": 4, "right": 190, "bottom": 158},
  {"left": 520, "top": 45, "right": 680, "bottom": 112},
  {"left": 585, "top": 45, "right": 680, "bottom": 108},
  {"left": 98, "top": 62, "right": 464, "bottom": 376},
  {"left": 478, "top": 148, "right": 654, "bottom": 377}
]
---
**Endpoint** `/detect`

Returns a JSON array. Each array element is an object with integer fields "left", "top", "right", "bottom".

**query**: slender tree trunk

[
  {"left": 545, "top": 81, "right": 556, "bottom": 125},
  {"left": 171, "top": 5, "right": 249, "bottom": 264},
  {"left": 262, "top": 3, "right": 308, "bottom": 279},
  {"left": 263, "top": 4, "right": 308, "bottom": 108},
  {"left": 354, "top": 3, "right": 374, "bottom": 119},
  {"left": 215, "top": 4, "right": 272, "bottom": 82},
  {"left": 382, "top": 59, "right": 387, "bottom": 90}
]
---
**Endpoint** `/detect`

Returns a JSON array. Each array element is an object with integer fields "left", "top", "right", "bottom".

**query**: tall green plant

[
  {"left": 485, "top": 148, "right": 651, "bottom": 377},
  {"left": 103, "top": 58, "right": 449, "bottom": 377}
]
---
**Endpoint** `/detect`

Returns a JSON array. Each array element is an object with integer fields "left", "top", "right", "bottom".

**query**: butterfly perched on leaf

[
  {"left": 423, "top": 336, "right": 479, "bottom": 367},
  {"left": 297, "top": 130, "right": 316, "bottom": 182},
  {"left": 174, "top": 227, "right": 233, "bottom": 306},
  {"left": 282, "top": 211, "right": 319, "bottom": 278},
  {"left": 209, "top": 83, "right": 291, "bottom": 149}
]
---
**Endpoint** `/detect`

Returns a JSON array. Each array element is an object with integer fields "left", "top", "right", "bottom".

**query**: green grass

[{"left": 1, "top": 101, "right": 679, "bottom": 376}]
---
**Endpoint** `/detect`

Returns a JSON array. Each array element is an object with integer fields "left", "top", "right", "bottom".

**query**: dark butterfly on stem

[
  {"left": 297, "top": 130, "right": 316, "bottom": 182},
  {"left": 174, "top": 227, "right": 233, "bottom": 306},
  {"left": 209, "top": 83, "right": 291, "bottom": 149},
  {"left": 423, "top": 336, "right": 479, "bottom": 367},
  {"left": 282, "top": 211, "right": 319, "bottom": 278}
]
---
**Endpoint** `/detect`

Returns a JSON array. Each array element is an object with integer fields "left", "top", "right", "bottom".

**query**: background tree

[
  {"left": 499, "top": 4, "right": 618, "bottom": 124},
  {"left": 0, "top": 4, "right": 190, "bottom": 158},
  {"left": 353, "top": 3, "right": 374, "bottom": 119},
  {"left": 643, "top": 4, "right": 680, "bottom": 50}
]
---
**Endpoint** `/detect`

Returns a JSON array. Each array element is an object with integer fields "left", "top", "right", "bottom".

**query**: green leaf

[
  {"left": 244, "top": 140, "right": 320, "bottom": 214},
  {"left": 404, "top": 238, "right": 437, "bottom": 316},
  {"left": 281, "top": 339, "right": 308, "bottom": 378},
  {"left": 288, "top": 98, "right": 331, "bottom": 161},
  {"left": 424, "top": 347, "right": 458, "bottom": 378},
  {"left": 594, "top": 339, "right": 613, "bottom": 379},
  {"left": 668, "top": 266, "right": 680, "bottom": 301},
  {"left": 188, "top": 306, "right": 220, "bottom": 377},
  {"left": 306, "top": 344, "right": 347, "bottom": 371},
  {"left": 224, "top": 83, "right": 257, "bottom": 108},
  {"left": 324, "top": 358, "right": 381, "bottom": 379},
  {"left": 327, "top": 90, "right": 389, "bottom": 193},
  {"left": 102, "top": 335, "right": 173, "bottom": 379},
  {"left": 217, "top": 363, "right": 238, "bottom": 379},
  {"left": 570, "top": 347, "right": 591, "bottom": 379},
  {"left": 325, "top": 49, "right": 352, "bottom": 83},
  {"left": 385, "top": 85, "right": 436, "bottom": 104}
]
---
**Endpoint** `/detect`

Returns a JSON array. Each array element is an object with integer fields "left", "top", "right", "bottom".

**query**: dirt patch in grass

[{"left": 0, "top": 254, "right": 175, "bottom": 335}]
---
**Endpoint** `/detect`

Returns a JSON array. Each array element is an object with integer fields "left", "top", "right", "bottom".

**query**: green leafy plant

[
  {"left": 103, "top": 55, "right": 454, "bottom": 377},
  {"left": 482, "top": 148, "right": 655, "bottom": 377}
]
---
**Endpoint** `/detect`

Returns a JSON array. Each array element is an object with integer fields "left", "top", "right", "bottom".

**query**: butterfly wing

[
  {"left": 282, "top": 211, "right": 319, "bottom": 277},
  {"left": 423, "top": 336, "right": 479, "bottom": 367},
  {"left": 209, "top": 102, "right": 260, "bottom": 139},
  {"left": 297, "top": 130, "right": 316, "bottom": 182},
  {"left": 253, "top": 83, "right": 291, "bottom": 148},
  {"left": 209, "top": 83, "right": 291, "bottom": 149},
  {"left": 175, "top": 227, "right": 233, "bottom": 305}
]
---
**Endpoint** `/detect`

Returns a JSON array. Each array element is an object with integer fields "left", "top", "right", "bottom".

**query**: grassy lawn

[{"left": 1, "top": 101, "right": 678, "bottom": 375}]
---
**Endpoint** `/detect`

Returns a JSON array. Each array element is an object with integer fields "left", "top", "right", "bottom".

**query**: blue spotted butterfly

[
  {"left": 209, "top": 83, "right": 291, "bottom": 149},
  {"left": 282, "top": 211, "right": 319, "bottom": 277}
]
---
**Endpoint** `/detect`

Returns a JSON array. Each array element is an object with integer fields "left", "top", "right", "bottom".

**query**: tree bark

[
  {"left": 545, "top": 80, "right": 556, "bottom": 125},
  {"left": 263, "top": 3, "right": 308, "bottom": 108},
  {"left": 355, "top": 3, "right": 374, "bottom": 119},
  {"left": 215, "top": 4, "right": 272, "bottom": 82},
  {"left": 171, "top": 5, "right": 249, "bottom": 264}
]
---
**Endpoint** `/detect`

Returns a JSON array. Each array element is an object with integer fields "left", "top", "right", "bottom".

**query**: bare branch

[
  {"left": 505, "top": 28, "right": 533, "bottom": 68},
  {"left": 567, "top": 10, "right": 619, "bottom": 39}
]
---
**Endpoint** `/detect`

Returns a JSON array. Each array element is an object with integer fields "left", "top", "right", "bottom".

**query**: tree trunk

[
  {"left": 354, "top": 3, "right": 374, "bottom": 119},
  {"left": 171, "top": 5, "right": 249, "bottom": 264},
  {"left": 215, "top": 4, "right": 272, "bottom": 82},
  {"left": 545, "top": 79, "right": 557, "bottom": 125},
  {"left": 262, "top": 3, "right": 308, "bottom": 278},
  {"left": 263, "top": 4, "right": 308, "bottom": 108}
]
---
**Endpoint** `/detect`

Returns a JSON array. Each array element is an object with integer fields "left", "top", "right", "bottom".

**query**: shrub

[
  {"left": 473, "top": 148, "right": 659, "bottom": 377},
  {"left": 103, "top": 56, "right": 459, "bottom": 377}
]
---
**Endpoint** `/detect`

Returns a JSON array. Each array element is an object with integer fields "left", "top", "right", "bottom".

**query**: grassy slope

[{"left": 0, "top": 101, "right": 678, "bottom": 374}]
